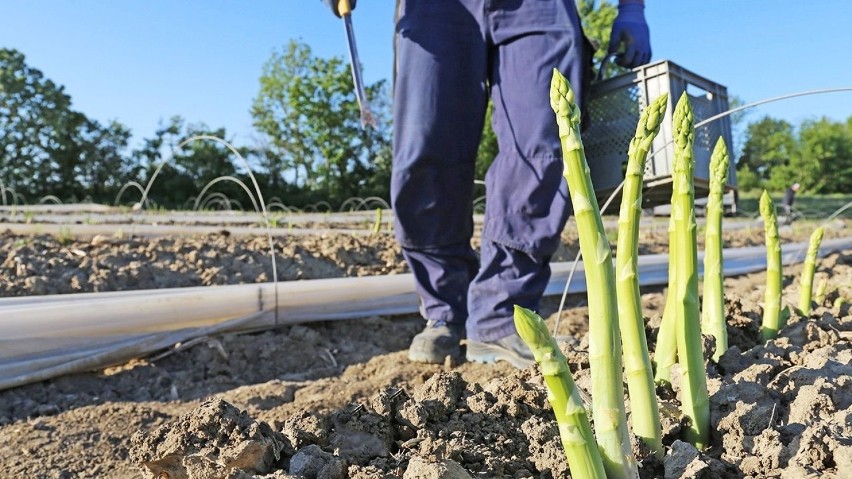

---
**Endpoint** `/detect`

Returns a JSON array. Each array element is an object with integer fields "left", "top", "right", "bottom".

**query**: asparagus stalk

[
  {"left": 701, "top": 138, "right": 730, "bottom": 361},
  {"left": 514, "top": 306, "right": 606, "bottom": 479},
  {"left": 671, "top": 93, "right": 710, "bottom": 450},
  {"left": 798, "top": 226, "right": 824, "bottom": 314},
  {"left": 550, "top": 69, "right": 636, "bottom": 479},
  {"left": 653, "top": 213, "right": 677, "bottom": 386},
  {"left": 814, "top": 278, "right": 829, "bottom": 305},
  {"left": 373, "top": 208, "right": 383, "bottom": 234},
  {"left": 616, "top": 93, "right": 667, "bottom": 456},
  {"left": 759, "top": 190, "right": 783, "bottom": 341}
]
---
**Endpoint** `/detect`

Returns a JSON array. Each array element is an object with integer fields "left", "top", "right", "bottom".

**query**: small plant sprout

[
  {"left": 814, "top": 277, "right": 829, "bottom": 305},
  {"left": 373, "top": 208, "right": 382, "bottom": 234},
  {"left": 759, "top": 190, "right": 783, "bottom": 341},
  {"left": 798, "top": 226, "right": 824, "bottom": 315},
  {"left": 551, "top": 69, "right": 636, "bottom": 479},
  {"left": 701, "top": 138, "right": 730, "bottom": 361},
  {"left": 671, "top": 92, "right": 709, "bottom": 450},
  {"left": 615, "top": 92, "right": 667, "bottom": 457},
  {"left": 514, "top": 306, "right": 606, "bottom": 479}
]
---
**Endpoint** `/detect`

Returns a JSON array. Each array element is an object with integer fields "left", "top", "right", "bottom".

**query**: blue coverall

[{"left": 390, "top": 0, "right": 590, "bottom": 342}]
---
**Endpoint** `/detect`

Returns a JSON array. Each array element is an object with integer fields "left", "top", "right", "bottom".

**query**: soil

[{"left": 0, "top": 219, "right": 850, "bottom": 478}]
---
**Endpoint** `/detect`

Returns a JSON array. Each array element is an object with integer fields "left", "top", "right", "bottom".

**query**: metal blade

[{"left": 343, "top": 14, "right": 376, "bottom": 128}]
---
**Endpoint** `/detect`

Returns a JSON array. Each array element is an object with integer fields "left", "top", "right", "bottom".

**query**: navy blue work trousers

[{"left": 391, "top": 0, "right": 590, "bottom": 341}]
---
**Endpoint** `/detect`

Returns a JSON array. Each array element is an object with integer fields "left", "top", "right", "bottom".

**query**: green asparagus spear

[
  {"left": 616, "top": 93, "right": 667, "bottom": 457},
  {"left": 514, "top": 306, "right": 606, "bottom": 479},
  {"left": 701, "top": 138, "right": 730, "bottom": 361},
  {"left": 798, "top": 226, "right": 824, "bottom": 314},
  {"left": 653, "top": 217, "right": 677, "bottom": 386},
  {"left": 551, "top": 69, "right": 637, "bottom": 479},
  {"left": 671, "top": 92, "right": 710, "bottom": 450},
  {"left": 759, "top": 190, "right": 783, "bottom": 341}
]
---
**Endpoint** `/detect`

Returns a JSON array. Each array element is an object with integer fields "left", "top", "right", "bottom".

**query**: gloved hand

[
  {"left": 607, "top": 2, "right": 651, "bottom": 68},
  {"left": 323, "top": 0, "right": 356, "bottom": 17}
]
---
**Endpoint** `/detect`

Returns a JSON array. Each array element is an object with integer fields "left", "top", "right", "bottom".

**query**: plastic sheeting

[{"left": 1, "top": 237, "right": 850, "bottom": 391}]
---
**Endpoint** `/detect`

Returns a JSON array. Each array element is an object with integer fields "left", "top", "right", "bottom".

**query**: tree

[
  {"left": 737, "top": 116, "right": 797, "bottom": 187},
  {"left": 173, "top": 123, "right": 240, "bottom": 185},
  {"left": 577, "top": 0, "right": 620, "bottom": 76},
  {"left": 475, "top": 102, "right": 497, "bottom": 182},
  {"left": 129, "top": 116, "right": 251, "bottom": 208},
  {"left": 0, "top": 48, "right": 75, "bottom": 195},
  {"left": 251, "top": 40, "right": 391, "bottom": 206},
  {"left": 736, "top": 115, "right": 852, "bottom": 194},
  {"left": 788, "top": 117, "right": 852, "bottom": 193},
  {"left": 1, "top": 49, "right": 136, "bottom": 202},
  {"left": 69, "top": 119, "right": 132, "bottom": 201}
]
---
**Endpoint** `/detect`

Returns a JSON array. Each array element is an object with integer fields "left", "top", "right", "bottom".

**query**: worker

[
  {"left": 783, "top": 182, "right": 800, "bottom": 224},
  {"left": 324, "top": 0, "right": 651, "bottom": 368}
]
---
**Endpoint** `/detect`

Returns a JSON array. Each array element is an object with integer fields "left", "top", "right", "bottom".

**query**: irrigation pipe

[
  {"left": 0, "top": 222, "right": 373, "bottom": 238},
  {"left": 141, "top": 135, "right": 281, "bottom": 326},
  {"left": 2, "top": 237, "right": 849, "bottom": 392}
]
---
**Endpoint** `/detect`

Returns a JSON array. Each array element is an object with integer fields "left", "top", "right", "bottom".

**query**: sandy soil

[{"left": 0, "top": 221, "right": 850, "bottom": 478}]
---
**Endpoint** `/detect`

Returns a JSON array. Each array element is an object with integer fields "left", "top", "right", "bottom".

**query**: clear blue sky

[{"left": 2, "top": 1, "right": 851, "bottom": 150}]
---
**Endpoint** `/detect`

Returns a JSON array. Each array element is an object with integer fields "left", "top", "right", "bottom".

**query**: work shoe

[
  {"left": 466, "top": 333, "right": 535, "bottom": 369},
  {"left": 408, "top": 321, "right": 464, "bottom": 364}
]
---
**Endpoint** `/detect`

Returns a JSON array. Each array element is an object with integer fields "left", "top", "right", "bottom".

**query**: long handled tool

[{"left": 338, "top": 0, "right": 376, "bottom": 128}]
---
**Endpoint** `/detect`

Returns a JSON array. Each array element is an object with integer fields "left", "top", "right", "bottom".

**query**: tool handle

[{"left": 337, "top": 0, "right": 352, "bottom": 16}]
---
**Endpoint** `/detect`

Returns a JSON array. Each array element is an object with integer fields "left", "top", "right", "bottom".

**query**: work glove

[
  {"left": 323, "top": 0, "right": 356, "bottom": 17},
  {"left": 607, "top": 2, "right": 651, "bottom": 69}
]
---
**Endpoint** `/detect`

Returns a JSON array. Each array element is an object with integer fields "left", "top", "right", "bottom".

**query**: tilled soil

[{"left": 0, "top": 222, "right": 850, "bottom": 478}]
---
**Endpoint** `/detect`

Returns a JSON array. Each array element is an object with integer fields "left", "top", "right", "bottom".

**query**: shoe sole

[
  {"left": 408, "top": 350, "right": 453, "bottom": 364},
  {"left": 466, "top": 341, "right": 534, "bottom": 369}
]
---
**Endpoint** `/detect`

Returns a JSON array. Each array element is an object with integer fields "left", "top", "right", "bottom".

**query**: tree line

[
  {"left": 0, "top": 45, "right": 393, "bottom": 209},
  {"left": 2, "top": 2, "right": 848, "bottom": 210},
  {"left": 737, "top": 115, "right": 852, "bottom": 194},
  {"left": 0, "top": 2, "right": 623, "bottom": 210}
]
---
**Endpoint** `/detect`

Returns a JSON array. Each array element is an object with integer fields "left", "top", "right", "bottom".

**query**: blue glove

[
  {"left": 607, "top": 2, "right": 651, "bottom": 68},
  {"left": 323, "top": 0, "right": 356, "bottom": 17}
]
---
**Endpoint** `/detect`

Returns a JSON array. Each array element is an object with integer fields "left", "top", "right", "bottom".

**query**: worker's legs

[
  {"left": 466, "top": 0, "right": 589, "bottom": 346},
  {"left": 391, "top": 0, "right": 488, "bottom": 358}
]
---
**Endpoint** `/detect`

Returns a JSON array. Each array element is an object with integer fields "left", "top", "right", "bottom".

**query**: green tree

[
  {"left": 70, "top": 119, "right": 132, "bottom": 201},
  {"left": 737, "top": 116, "right": 797, "bottom": 188},
  {"left": 252, "top": 40, "right": 391, "bottom": 206},
  {"left": 129, "top": 116, "right": 253, "bottom": 208},
  {"left": 787, "top": 117, "right": 852, "bottom": 193},
  {"left": 173, "top": 123, "right": 240, "bottom": 185},
  {"left": 474, "top": 101, "right": 497, "bottom": 181},
  {"left": 1, "top": 49, "right": 135, "bottom": 202},
  {"left": 0, "top": 48, "right": 75, "bottom": 195},
  {"left": 577, "top": 0, "right": 620, "bottom": 76}
]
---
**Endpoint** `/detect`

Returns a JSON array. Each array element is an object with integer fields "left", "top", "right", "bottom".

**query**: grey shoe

[
  {"left": 408, "top": 321, "right": 464, "bottom": 364},
  {"left": 466, "top": 333, "right": 535, "bottom": 369}
]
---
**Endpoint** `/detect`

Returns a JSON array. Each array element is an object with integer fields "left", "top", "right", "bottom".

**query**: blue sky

[{"left": 2, "top": 1, "right": 851, "bottom": 150}]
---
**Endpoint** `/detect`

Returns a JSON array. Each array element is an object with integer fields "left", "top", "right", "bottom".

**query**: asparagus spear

[
  {"left": 550, "top": 69, "right": 636, "bottom": 479},
  {"left": 653, "top": 218, "right": 677, "bottom": 386},
  {"left": 671, "top": 93, "right": 710, "bottom": 450},
  {"left": 616, "top": 93, "right": 667, "bottom": 457},
  {"left": 514, "top": 306, "right": 606, "bottom": 479},
  {"left": 759, "top": 190, "right": 783, "bottom": 341},
  {"left": 798, "top": 226, "right": 824, "bottom": 315},
  {"left": 701, "top": 138, "right": 730, "bottom": 361}
]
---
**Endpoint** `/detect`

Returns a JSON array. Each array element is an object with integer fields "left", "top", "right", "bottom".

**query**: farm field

[{"left": 0, "top": 214, "right": 849, "bottom": 478}]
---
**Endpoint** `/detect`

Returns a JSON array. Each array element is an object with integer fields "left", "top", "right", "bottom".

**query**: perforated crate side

[{"left": 584, "top": 60, "right": 736, "bottom": 208}]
